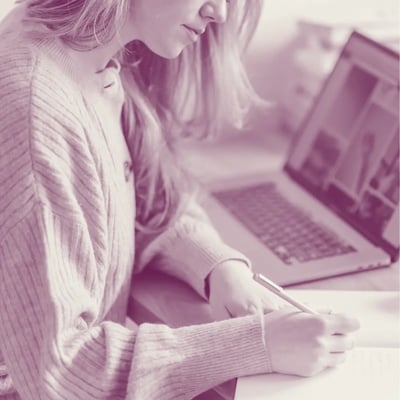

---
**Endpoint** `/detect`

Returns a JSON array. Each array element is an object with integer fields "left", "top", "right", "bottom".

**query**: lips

[
  {"left": 183, "top": 25, "right": 205, "bottom": 42},
  {"left": 184, "top": 25, "right": 205, "bottom": 35}
]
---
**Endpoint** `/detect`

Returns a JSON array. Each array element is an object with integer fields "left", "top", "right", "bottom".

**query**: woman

[{"left": 0, "top": 1, "right": 359, "bottom": 399}]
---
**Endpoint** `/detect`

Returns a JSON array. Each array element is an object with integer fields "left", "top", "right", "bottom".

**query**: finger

[
  {"left": 247, "top": 303, "right": 260, "bottom": 315},
  {"left": 327, "top": 335, "right": 355, "bottom": 353},
  {"left": 260, "top": 296, "right": 278, "bottom": 313},
  {"left": 326, "top": 313, "right": 360, "bottom": 334},
  {"left": 227, "top": 299, "right": 262, "bottom": 318},
  {"left": 246, "top": 298, "right": 265, "bottom": 316},
  {"left": 327, "top": 352, "right": 347, "bottom": 368},
  {"left": 254, "top": 285, "right": 279, "bottom": 312},
  {"left": 210, "top": 299, "right": 232, "bottom": 320},
  {"left": 315, "top": 306, "right": 334, "bottom": 315}
]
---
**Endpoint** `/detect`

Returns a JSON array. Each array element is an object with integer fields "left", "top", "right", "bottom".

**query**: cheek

[
  {"left": 131, "top": 1, "right": 191, "bottom": 58},
  {"left": 153, "top": 32, "right": 187, "bottom": 59},
  {"left": 144, "top": 22, "right": 189, "bottom": 58}
]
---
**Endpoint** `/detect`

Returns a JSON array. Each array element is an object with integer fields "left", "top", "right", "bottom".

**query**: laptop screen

[{"left": 286, "top": 31, "right": 399, "bottom": 258}]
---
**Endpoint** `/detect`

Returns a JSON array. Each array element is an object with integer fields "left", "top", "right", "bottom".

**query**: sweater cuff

[
  {"left": 174, "top": 239, "right": 252, "bottom": 300},
  {"left": 127, "top": 314, "right": 272, "bottom": 400},
  {"left": 176, "top": 313, "right": 272, "bottom": 397}
]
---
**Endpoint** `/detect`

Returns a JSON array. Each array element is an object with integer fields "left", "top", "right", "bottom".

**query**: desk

[
  {"left": 128, "top": 132, "right": 399, "bottom": 399},
  {"left": 128, "top": 263, "right": 399, "bottom": 400}
]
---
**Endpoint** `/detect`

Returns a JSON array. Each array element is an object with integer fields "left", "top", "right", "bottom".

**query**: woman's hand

[
  {"left": 207, "top": 261, "right": 278, "bottom": 319},
  {"left": 263, "top": 309, "right": 360, "bottom": 377}
]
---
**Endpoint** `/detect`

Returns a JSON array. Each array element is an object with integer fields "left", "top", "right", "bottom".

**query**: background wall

[
  {"left": 245, "top": 0, "right": 399, "bottom": 98},
  {"left": 0, "top": 1, "right": 14, "bottom": 20}
]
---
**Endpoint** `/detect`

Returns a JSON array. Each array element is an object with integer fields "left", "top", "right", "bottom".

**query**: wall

[
  {"left": 246, "top": 0, "right": 399, "bottom": 101},
  {"left": 240, "top": 0, "right": 399, "bottom": 134},
  {"left": 0, "top": 1, "right": 14, "bottom": 20}
]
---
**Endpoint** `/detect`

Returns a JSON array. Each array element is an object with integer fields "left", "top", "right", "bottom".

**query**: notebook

[
  {"left": 234, "top": 290, "right": 400, "bottom": 400},
  {"left": 202, "top": 31, "right": 400, "bottom": 285}
]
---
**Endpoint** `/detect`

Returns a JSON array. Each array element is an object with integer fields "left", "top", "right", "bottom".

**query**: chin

[
  {"left": 147, "top": 42, "right": 186, "bottom": 60},
  {"left": 166, "top": 49, "right": 185, "bottom": 59},
  {"left": 158, "top": 48, "right": 185, "bottom": 59}
]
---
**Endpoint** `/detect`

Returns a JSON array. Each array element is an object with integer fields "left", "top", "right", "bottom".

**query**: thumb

[
  {"left": 226, "top": 298, "right": 263, "bottom": 318},
  {"left": 247, "top": 303, "right": 260, "bottom": 315},
  {"left": 244, "top": 298, "right": 264, "bottom": 316}
]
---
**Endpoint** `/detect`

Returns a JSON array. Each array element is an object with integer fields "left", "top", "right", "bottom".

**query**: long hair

[{"left": 21, "top": 0, "right": 264, "bottom": 233}]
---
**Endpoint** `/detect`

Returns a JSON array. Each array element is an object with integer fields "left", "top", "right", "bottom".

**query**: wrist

[{"left": 208, "top": 259, "right": 251, "bottom": 291}]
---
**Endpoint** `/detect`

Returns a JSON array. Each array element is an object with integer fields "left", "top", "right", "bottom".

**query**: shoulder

[
  {"left": 0, "top": 34, "right": 91, "bottom": 173},
  {"left": 0, "top": 36, "right": 37, "bottom": 115},
  {"left": 0, "top": 35, "right": 83, "bottom": 117},
  {"left": 0, "top": 29, "right": 93, "bottom": 150},
  {"left": 0, "top": 37, "right": 101, "bottom": 233}
]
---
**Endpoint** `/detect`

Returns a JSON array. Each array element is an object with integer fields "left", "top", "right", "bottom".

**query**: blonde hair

[{"left": 22, "top": 0, "right": 264, "bottom": 233}]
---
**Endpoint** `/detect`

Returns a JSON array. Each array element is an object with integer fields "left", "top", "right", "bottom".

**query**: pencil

[{"left": 253, "top": 273, "right": 318, "bottom": 314}]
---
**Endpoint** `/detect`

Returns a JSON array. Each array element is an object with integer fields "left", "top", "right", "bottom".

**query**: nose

[{"left": 200, "top": 0, "right": 228, "bottom": 24}]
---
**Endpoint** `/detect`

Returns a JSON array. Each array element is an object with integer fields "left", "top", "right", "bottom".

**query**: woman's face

[{"left": 129, "top": 0, "right": 229, "bottom": 58}]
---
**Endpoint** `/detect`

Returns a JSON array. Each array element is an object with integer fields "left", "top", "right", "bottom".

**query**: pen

[{"left": 253, "top": 273, "right": 318, "bottom": 314}]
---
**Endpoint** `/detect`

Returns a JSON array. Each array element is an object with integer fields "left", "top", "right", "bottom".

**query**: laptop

[{"left": 202, "top": 31, "right": 400, "bottom": 286}]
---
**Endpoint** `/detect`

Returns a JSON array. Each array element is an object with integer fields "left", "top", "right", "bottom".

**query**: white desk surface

[{"left": 179, "top": 131, "right": 290, "bottom": 185}]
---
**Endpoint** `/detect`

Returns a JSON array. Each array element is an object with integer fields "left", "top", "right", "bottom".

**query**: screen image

[{"left": 287, "top": 33, "right": 399, "bottom": 251}]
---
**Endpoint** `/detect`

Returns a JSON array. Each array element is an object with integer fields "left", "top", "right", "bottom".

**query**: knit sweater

[{"left": 0, "top": 9, "right": 272, "bottom": 400}]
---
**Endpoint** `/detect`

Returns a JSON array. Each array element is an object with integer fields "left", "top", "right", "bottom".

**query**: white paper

[
  {"left": 282, "top": 290, "right": 400, "bottom": 347},
  {"left": 235, "top": 348, "right": 400, "bottom": 400}
]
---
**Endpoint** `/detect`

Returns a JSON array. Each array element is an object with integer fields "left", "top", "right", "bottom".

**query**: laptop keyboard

[{"left": 213, "top": 183, "right": 356, "bottom": 265}]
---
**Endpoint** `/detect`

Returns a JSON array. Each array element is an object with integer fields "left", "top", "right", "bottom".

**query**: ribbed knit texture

[{"left": 0, "top": 8, "right": 273, "bottom": 400}]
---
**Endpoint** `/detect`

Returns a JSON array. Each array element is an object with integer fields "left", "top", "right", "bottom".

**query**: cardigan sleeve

[
  {"left": 134, "top": 198, "right": 252, "bottom": 299},
  {"left": 0, "top": 206, "right": 272, "bottom": 400}
]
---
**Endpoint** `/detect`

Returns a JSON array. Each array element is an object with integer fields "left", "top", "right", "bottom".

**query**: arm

[
  {"left": 0, "top": 206, "right": 272, "bottom": 400},
  {"left": 134, "top": 198, "right": 278, "bottom": 318},
  {"left": 135, "top": 198, "right": 251, "bottom": 299}
]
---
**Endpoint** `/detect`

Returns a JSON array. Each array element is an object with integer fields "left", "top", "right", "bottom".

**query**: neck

[{"left": 74, "top": 39, "right": 125, "bottom": 74}]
